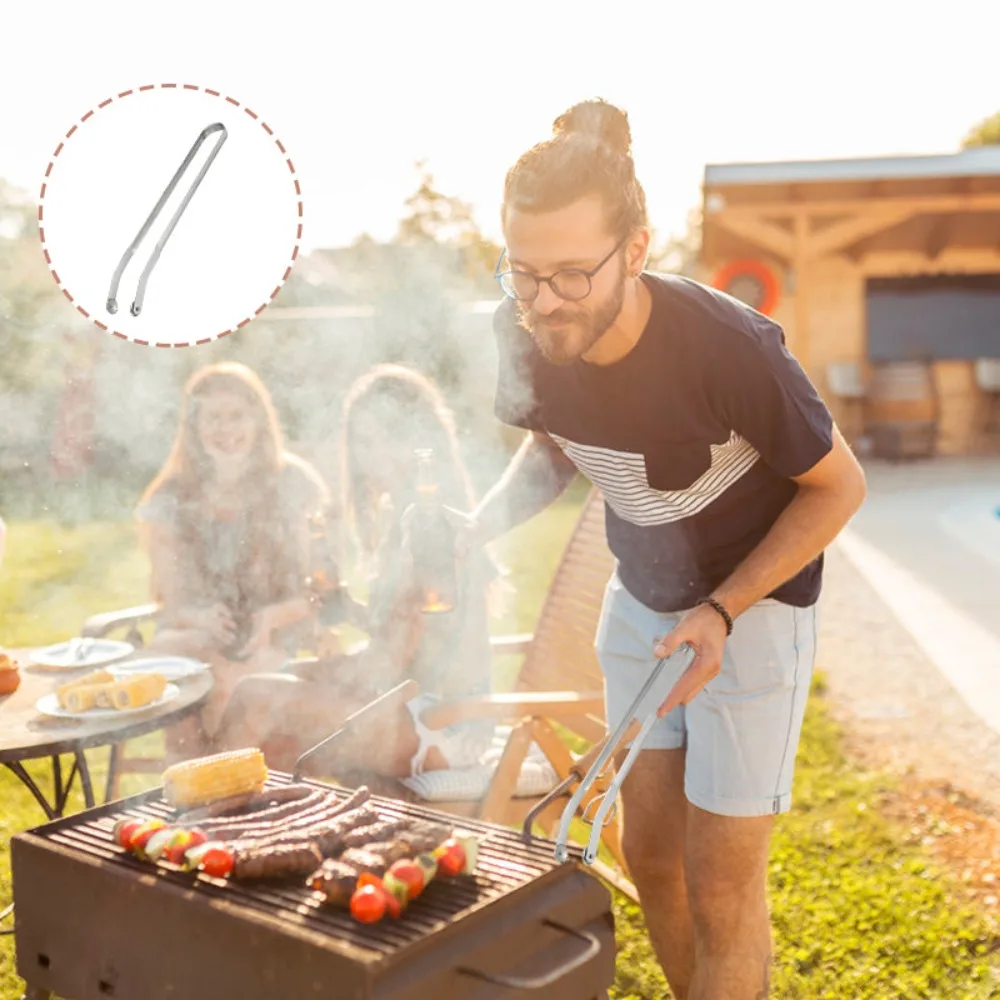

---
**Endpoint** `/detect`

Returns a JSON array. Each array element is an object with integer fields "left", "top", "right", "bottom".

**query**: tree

[
  {"left": 0, "top": 178, "right": 71, "bottom": 392},
  {"left": 647, "top": 207, "right": 703, "bottom": 277},
  {"left": 962, "top": 110, "right": 1000, "bottom": 148},
  {"left": 396, "top": 161, "right": 503, "bottom": 294}
]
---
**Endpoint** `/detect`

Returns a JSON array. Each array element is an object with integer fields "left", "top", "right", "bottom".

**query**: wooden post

[{"left": 793, "top": 212, "right": 811, "bottom": 372}]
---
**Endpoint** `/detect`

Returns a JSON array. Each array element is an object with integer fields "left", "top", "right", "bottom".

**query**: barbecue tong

[
  {"left": 525, "top": 644, "right": 696, "bottom": 866},
  {"left": 107, "top": 122, "right": 228, "bottom": 317}
]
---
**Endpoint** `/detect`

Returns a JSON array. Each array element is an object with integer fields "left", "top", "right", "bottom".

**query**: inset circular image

[{"left": 39, "top": 83, "right": 303, "bottom": 346}]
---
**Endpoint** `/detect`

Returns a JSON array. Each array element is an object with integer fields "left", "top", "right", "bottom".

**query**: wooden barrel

[
  {"left": 866, "top": 361, "right": 938, "bottom": 422},
  {"left": 865, "top": 361, "right": 938, "bottom": 459}
]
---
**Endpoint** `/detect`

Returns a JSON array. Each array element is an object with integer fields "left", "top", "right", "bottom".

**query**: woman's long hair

[
  {"left": 140, "top": 362, "right": 320, "bottom": 610},
  {"left": 340, "top": 364, "right": 475, "bottom": 563}
]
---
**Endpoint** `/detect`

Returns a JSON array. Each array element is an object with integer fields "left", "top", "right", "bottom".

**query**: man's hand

[
  {"left": 653, "top": 602, "right": 730, "bottom": 717},
  {"left": 184, "top": 603, "right": 237, "bottom": 647}
]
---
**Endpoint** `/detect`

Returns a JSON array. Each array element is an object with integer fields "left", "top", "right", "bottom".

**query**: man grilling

[{"left": 463, "top": 99, "right": 867, "bottom": 1000}]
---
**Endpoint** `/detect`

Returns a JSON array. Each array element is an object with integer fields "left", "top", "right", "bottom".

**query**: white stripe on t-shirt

[{"left": 550, "top": 431, "right": 760, "bottom": 526}]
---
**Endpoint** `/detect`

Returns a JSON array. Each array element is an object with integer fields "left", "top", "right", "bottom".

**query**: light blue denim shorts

[{"left": 594, "top": 572, "right": 817, "bottom": 817}]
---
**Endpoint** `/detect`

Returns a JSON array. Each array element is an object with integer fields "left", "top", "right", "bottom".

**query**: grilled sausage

[
  {"left": 175, "top": 783, "right": 318, "bottom": 825},
  {"left": 339, "top": 840, "right": 415, "bottom": 874},
  {"left": 211, "top": 786, "right": 371, "bottom": 841},
  {"left": 198, "top": 789, "right": 329, "bottom": 836},
  {"left": 230, "top": 802, "right": 379, "bottom": 855},
  {"left": 336, "top": 817, "right": 409, "bottom": 851},
  {"left": 232, "top": 842, "right": 323, "bottom": 881},
  {"left": 392, "top": 821, "right": 451, "bottom": 855},
  {"left": 173, "top": 791, "right": 262, "bottom": 825}
]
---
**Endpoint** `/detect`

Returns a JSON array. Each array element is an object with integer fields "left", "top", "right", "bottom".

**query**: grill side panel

[
  {"left": 373, "top": 869, "right": 616, "bottom": 1000},
  {"left": 13, "top": 834, "right": 375, "bottom": 1000}
]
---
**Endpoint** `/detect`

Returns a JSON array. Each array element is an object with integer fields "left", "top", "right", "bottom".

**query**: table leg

[
  {"left": 76, "top": 749, "right": 96, "bottom": 808},
  {"left": 51, "top": 754, "right": 63, "bottom": 810},
  {"left": 105, "top": 742, "right": 121, "bottom": 804},
  {"left": 4, "top": 752, "right": 96, "bottom": 820},
  {"left": 2, "top": 762, "right": 58, "bottom": 821},
  {"left": 54, "top": 754, "right": 77, "bottom": 816}
]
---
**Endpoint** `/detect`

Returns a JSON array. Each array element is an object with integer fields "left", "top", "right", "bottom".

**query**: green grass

[{"left": 2, "top": 487, "right": 999, "bottom": 999}]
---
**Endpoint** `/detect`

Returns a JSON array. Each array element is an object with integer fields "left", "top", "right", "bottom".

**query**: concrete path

[{"left": 817, "top": 456, "right": 1000, "bottom": 814}]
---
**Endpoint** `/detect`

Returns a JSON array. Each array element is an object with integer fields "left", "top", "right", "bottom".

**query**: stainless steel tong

[
  {"left": 107, "top": 122, "right": 228, "bottom": 317},
  {"left": 523, "top": 644, "right": 695, "bottom": 866}
]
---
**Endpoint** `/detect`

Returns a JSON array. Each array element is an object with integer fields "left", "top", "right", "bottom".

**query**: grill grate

[{"left": 30, "top": 774, "right": 579, "bottom": 958}]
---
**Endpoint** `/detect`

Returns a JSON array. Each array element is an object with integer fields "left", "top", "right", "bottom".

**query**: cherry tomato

[
  {"left": 127, "top": 819, "right": 167, "bottom": 854},
  {"left": 164, "top": 831, "right": 195, "bottom": 865},
  {"left": 434, "top": 840, "right": 466, "bottom": 877},
  {"left": 114, "top": 819, "right": 141, "bottom": 849},
  {"left": 381, "top": 884, "right": 402, "bottom": 920},
  {"left": 388, "top": 860, "right": 425, "bottom": 900},
  {"left": 350, "top": 884, "right": 386, "bottom": 924},
  {"left": 199, "top": 847, "right": 234, "bottom": 878},
  {"left": 187, "top": 828, "right": 208, "bottom": 848}
]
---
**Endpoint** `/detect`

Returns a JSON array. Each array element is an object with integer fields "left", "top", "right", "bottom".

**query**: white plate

[
  {"left": 35, "top": 682, "right": 181, "bottom": 720},
  {"left": 108, "top": 656, "right": 209, "bottom": 682},
  {"left": 30, "top": 638, "right": 135, "bottom": 670}
]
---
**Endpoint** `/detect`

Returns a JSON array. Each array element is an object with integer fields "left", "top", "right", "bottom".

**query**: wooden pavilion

[{"left": 699, "top": 147, "right": 1000, "bottom": 456}]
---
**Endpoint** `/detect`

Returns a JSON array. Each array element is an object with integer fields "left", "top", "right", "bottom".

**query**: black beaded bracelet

[{"left": 697, "top": 597, "right": 734, "bottom": 636}]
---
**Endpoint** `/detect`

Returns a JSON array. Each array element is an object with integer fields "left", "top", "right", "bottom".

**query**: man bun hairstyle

[
  {"left": 503, "top": 98, "right": 648, "bottom": 238},
  {"left": 552, "top": 99, "right": 633, "bottom": 156}
]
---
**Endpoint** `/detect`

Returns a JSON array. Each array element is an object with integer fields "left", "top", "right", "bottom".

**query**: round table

[{"left": 0, "top": 651, "right": 212, "bottom": 820}]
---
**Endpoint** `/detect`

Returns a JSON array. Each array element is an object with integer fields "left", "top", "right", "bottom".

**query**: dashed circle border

[{"left": 37, "top": 82, "right": 303, "bottom": 348}]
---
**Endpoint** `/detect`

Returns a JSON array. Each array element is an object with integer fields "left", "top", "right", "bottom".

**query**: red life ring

[{"left": 712, "top": 259, "right": 780, "bottom": 316}]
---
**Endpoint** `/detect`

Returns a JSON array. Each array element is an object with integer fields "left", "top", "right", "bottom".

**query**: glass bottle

[
  {"left": 410, "top": 448, "right": 458, "bottom": 614},
  {"left": 305, "top": 511, "right": 346, "bottom": 626}
]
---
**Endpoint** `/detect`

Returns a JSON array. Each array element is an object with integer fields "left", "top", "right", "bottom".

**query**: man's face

[{"left": 502, "top": 196, "right": 627, "bottom": 366}]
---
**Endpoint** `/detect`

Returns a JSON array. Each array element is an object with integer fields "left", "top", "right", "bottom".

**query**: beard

[{"left": 517, "top": 266, "right": 627, "bottom": 366}]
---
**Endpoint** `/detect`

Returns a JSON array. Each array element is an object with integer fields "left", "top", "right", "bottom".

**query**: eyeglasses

[{"left": 494, "top": 235, "right": 626, "bottom": 302}]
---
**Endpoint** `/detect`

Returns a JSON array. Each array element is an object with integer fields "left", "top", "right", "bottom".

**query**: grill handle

[{"left": 456, "top": 918, "right": 600, "bottom": 990}]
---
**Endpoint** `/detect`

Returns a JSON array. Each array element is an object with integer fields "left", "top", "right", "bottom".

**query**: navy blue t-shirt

[{"left": 492, "top": 271, "right": 835, "bottom": 612}]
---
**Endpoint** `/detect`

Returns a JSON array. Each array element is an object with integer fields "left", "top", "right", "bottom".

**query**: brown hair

[
  {"left": 502, "top": 99, "right": 648, "bottom": 238},
  {"left": 340, "top": 364, "right": 475, "bottom": 560},
  {"left": 140, "top": 362, "right": 325, "bottom": 609}
]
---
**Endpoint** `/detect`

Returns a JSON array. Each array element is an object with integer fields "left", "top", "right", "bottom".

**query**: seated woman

[
  {"left": 136, "top": 361, "right": 329, "bottom": 759},
  {"left": 214, "top": 363, "right": 496, "bottom": 780}
]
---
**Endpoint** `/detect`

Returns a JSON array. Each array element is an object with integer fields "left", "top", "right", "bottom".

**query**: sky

[{"left": 2, "top": 0, "right": 998, "bottom": 255}]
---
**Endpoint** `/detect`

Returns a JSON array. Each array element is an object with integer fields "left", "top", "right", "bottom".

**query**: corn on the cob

[
  {"left": 162, "top": 748, "right": 268, "bottom": 809},
  {"left": 109, "top": 673, "right": 167, "bottom": 710},
  {"left": 64, "top": 686, "right": 101, "bottom": 713},
  {"left": 56, "top": 670, "right": 115, "bottom": 711}
]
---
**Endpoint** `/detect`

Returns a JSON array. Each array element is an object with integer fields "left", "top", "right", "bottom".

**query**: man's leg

[
  {"left": 618, "top": 747, "right": 694, "bottom": 1000},
  {"left": 685, "top": 807, "right": 774, "bottom": 1000},
  {"left": 679, "top": 600, "right": 816, "bottom": 999}
]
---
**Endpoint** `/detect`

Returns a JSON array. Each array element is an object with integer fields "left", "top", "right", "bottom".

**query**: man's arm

[
  {"left": 655, "top": 426, "right": 866, "bottom": 714},
  {"left": 710, "top": 426, "right": 866, "bottom": 618},
  {"left": 470, "top": 431, "right": 579, "bottom": 546}
]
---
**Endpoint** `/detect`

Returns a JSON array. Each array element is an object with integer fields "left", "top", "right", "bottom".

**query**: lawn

[{"left": 1, "top": 485, "right": 998, "bottom": 999}]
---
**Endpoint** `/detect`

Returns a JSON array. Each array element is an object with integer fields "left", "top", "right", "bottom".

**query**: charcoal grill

[{"left": 11, "top": 773, "right": 615, "bottom": 999}]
